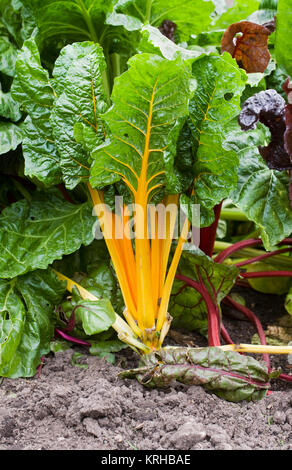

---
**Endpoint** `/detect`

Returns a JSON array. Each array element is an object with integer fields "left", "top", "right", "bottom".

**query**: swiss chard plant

[{"left": 0, "top": 0, "right": 292, "bottom": 402}]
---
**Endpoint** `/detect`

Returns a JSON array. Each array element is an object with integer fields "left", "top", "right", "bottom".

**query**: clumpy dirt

[{"left": 0, "top": 288, "right": 291, "bottom": 451}]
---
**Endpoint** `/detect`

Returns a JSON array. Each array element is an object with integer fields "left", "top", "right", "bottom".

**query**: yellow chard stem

[
  {"left": 134, "top": 79, "right": 158, "bottom": 332},
  {"left": 159, "top": 194, "right": 179, "bottom": 298},
  {"left": 87, "top": 184, "right": 138, "bottom": 323},
  {"left": 220, "top": 343, "right": 292, "bottom": 355},
  {"left": 156, "top": 214, "right": 190, "bottom": 332}
]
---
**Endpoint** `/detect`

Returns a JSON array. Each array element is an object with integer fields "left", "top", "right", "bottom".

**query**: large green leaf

[
  {"left": 0, "top": 191, "right": 96, "bottom": 279},
  {"left": 226, "top": 121, "right": 292, "bottom": 250},
  {"left": 90, "top": 53, "right": 194, "bottom": 197},
  {"left": 275, "top": 0, "right": 292, "bottom": 78},
  {"left": 11, "top": 37, "right": 62, "bottom": 186},
  {"left": 26, "top": 0, "right": 113, "bottom": 46},
  {"left": 169, "top": 246, "right": 238, "bottom": 336},
  {"left": 0, "top": 269, "right": 66, "bottom": 378},
  {"left": 50, "top": 41, "right": 108, "bottom": 189},
  {"left": 0, "top": 122, "right": 22, "bottom": 155},
  {"left": 106, "top": 0, "right": 215, "bottom": 41},
  {"left": 186, "top": 53, "right": 247, "bottom": 226}
]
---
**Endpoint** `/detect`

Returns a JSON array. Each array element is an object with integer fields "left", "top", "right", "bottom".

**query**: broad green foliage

[
  {"left": 90, "top": 53, "right": 194, "bottom": 196},
  {"left": 106, "top": 0, "right": 215, "bottom": 40},
  {"left": 169, "top": 246, "right": 238, "bottom": 336},
  {"left": 51, "top": 42, "right": 108, "bottom": 188},
  {"left": 275, "top": 0, "right": 292, "bottom": 78},
  {"left": 0, "top": 121, "right": 22, "bottom": 155},
  {"left": 225, "top": 121, "right": 292, "bottom": 250},
  {"left": 0, "top": 269, "right": 66, "bottom": 377},
  {"left": 185, "top": 53, "right": 247, "bottom": 226},
  {"left": 0, "top": 191, "right": 96, "bottom": 279},
  {"left": 11, "top": 37, "right": 62, "bottom": 186},
  {"left": 12, "top": 39, "right": 109, "bottom": 189}
]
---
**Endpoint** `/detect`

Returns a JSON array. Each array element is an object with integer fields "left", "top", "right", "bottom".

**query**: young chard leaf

[
  {"left": 0, "top": 269, "right": 66, "bottom": 378},
  {"left": 0, "top": 191, "right": 96, "bottom": 279},
  {"left": 75, "top": 299, "right": 116, "bottom": 335},
  {"left": 221, "top": 20, "right": 271, "bottom": 73}
]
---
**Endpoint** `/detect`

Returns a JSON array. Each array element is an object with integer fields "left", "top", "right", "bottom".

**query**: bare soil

[{"left": 0, "top": 287, "right": 291, "bottom": 451}]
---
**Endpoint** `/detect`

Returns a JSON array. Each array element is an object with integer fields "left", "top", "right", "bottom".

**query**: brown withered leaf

[{"left": 221, "top": 20, "right": 271, "bottom": 73}]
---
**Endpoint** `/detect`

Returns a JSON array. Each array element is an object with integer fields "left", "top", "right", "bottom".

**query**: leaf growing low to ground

[{"left": 120, "top": 346, "right": 279, "bottom": 402}]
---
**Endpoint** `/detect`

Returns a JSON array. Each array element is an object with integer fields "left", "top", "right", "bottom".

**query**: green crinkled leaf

[
  {"left": 0, "top": 90, "right": 22, "bottom": 122},
  {"left": 75, "top": 299, "right": 116, "bottom": 335},
  {"left": 169, "top": 246, "right": 238, "bottom": 336},
  {"left": 106, "top": 0, "right": 215, "bottom": 41},
  {"left": 275, "top": 0, "right": 292, "bottom": 78},
  {"left": 0, "top": 191, "right": 96, "bottom": 279},
  {"left": 225, "top": 121, "right": 292, "bottom": 250},
  {"left": 50, "top": 41, "right": 108, "bottom": 189},
  {"left": 0, "top": 269, "right": 66, "bottom": 378},
  {"left": 186, "top": 53, "right": 247, "bottom": 226},
  {"left": 0, "top": 122, "right": 22, "bottom": 155},
  {"left": 90, "top": 53, "right": 194, "bottom": 197},
  {"left": 120, "top": 346, "right": 274, "bottom": 402},
  {"left": 0, "top": 36, "right": 18, "bottom": 76},
  {"left": 11, "top": 37, "right": 62, "bottom": 186}
]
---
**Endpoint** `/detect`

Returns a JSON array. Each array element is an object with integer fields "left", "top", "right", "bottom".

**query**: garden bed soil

[{"left": 0, "top": 287, "right": 291, "bottom": 451}]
